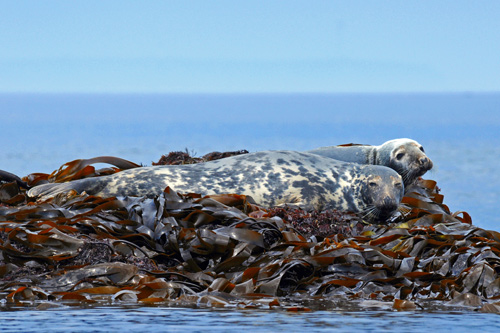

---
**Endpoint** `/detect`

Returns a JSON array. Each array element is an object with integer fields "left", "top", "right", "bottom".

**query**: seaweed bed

[{"left": 1, "top": 150, "right": 500, "bottom": 314}]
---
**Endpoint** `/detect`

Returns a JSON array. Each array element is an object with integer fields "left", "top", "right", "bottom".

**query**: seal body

[
  {"left": 28, "top": 151, "right": 404, "bottom": 222},
  {"left": 307, "top": 138, "right": 433, "bottom": 187}
]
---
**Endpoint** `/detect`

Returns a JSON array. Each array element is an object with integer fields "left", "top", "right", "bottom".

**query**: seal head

[
  {"left": 308, "top": 138, "right": 433, "bottom": 188},
  {"left": 376, "top": 139, "right": 433, "bottom": 187},
  {"left": 358, "top": 172, "right": 404, "bottom": 221}
]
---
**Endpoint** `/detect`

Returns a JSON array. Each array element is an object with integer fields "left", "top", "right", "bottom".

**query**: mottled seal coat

[
  {"left": 28, "top": 151, "right": 404, "bottom": 222},
  {"left": 307, "top": 138, "right": 433, "bottom": 187}
]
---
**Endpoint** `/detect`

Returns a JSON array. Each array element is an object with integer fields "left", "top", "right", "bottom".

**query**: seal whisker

[
  {"left": 399, "top": 169, "right": 411, "bottom": 183},
  {"left": 399, "top": 168, "right": 419, "bottom": 187},
  {"left": 360, "top": 206, "right": 378, "bottom": 221},
  {"left": 397, "top": 205, "right": 411, "bottom": 216}
]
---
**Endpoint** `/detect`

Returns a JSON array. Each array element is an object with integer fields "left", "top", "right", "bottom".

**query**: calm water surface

[
  {"left": 1, "top": 307, "right": 500, "bottom": 332},
  {"left": 1, "top": 93, "right": 500, "bottom": 330}
]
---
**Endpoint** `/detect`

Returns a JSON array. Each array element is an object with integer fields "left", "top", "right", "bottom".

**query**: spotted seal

[
  {"left": 307, "top": 138, "right": 433, "bottom": 188},
  {"left": 28, "top": 151, "right": 404, "bottom": 222}
]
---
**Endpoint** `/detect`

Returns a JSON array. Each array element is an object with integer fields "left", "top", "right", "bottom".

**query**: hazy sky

[{"left": 1, "top": 1, "right": 499, "bottom": 93}]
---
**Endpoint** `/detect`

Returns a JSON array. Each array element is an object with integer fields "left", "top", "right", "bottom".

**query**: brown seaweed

[
  {"left": 0, "top": 170, "right": 29, "bottom": 189},
  {"left": 152, "top": 149, "right": 249, "bottom": 166}
]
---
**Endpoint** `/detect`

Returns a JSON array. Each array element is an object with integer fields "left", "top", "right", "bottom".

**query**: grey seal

[
  {"left": 28, "top": 151, "right": 404, "bottom": 222},
  {"left": 307, "top": 138, "right": 433, "bottom": 188}
]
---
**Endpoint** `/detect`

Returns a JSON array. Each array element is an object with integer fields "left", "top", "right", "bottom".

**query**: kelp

[
  {"left": 1, "top": 152, "right": 500, "bottom": 313},
  {"left": 0, "top": 170, "right": 29, "bottom": 189},
  {"left": 152, "top": 149, "right": 249, "bottom": 166},
  {"left": 48, "top": 156, "right": 141, "bottom": 183}
]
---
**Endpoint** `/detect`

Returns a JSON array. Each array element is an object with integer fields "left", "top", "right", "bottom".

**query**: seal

[
  {"left": 28, "top": 151, "right": 404, "bottom": 222},
  {"left": 307, "top": 138, "right": 433, "bottom": 188}
]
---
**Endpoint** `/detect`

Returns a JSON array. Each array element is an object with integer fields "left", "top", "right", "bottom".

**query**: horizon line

[{"left": 1, "top": 90, "right": 499, "bottom": 96}]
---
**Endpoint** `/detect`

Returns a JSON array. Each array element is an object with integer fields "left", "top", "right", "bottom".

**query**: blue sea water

[
  {"left": 1, "top": 306, "right": 500, "bottom": 332},
  {"left": 1, "top": 93, "right": 500, "bottom": 329}
]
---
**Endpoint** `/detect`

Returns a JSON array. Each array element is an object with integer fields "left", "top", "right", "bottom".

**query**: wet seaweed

[
  {"left": 152, "top": 149, "right": 249, "bottom": 166},
  {"left": 0, "top": 151, "right": 499, "bottom": 313}
]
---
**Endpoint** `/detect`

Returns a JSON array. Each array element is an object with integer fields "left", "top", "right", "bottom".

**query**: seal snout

[
  {"left": 368, "top": 195, "right": 399, "bottom": 221},
  {"left": 418, "top": 156, "right": 433, "bottom": 171},
  {"left": 378, "top": 196, "right": 399, "bottom": 216}
]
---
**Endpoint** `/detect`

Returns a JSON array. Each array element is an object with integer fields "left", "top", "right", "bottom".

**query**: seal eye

[
  {"left": 369, "top": 182, "right": 378, "bottom": 187},
  {"left": 396, "top": 152, "right": 405, "bottom": 160},
  {"left": 395, "top": 182, "right": 403, "bottom": 188},
  {"left": 420, "top": 146, "right": 425, "bottom": 153}
]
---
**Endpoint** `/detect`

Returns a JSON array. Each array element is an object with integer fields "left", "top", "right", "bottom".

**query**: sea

[{"left": 1, "top": 92, "right": 500, "bottom": 331}]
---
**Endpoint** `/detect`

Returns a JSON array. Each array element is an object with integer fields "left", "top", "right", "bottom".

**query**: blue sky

[{"left": 1, "top": 1, "right": 499, "bottom": 93}]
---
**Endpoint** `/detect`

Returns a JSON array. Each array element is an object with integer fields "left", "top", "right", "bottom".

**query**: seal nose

[
  {"left": 418, "top": 157, "right": 433, "bottom": 170},
  {"left": 380, "top": 196, "right": 398, "bottom": 214}
]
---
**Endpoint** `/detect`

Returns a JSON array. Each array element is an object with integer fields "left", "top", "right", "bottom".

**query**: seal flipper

[{"left": 27, "top": 177, "right": 104, "bottom": 199}]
